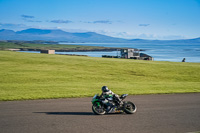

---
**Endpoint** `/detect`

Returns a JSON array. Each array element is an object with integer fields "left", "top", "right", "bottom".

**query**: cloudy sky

[{"left": 0, "top": 0, "right": 200, "bottom": 40}]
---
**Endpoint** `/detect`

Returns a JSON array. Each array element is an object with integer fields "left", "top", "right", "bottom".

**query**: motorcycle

[{"left": 91, "top": 94, "right": 137, "bottom": 115}]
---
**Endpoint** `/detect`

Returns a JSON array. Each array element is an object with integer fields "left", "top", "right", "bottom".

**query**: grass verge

[{"left": 0, "top": 51, "right": 200, "bottom": 101}]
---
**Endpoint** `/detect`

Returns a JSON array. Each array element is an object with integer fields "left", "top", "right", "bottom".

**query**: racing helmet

[{"left": 102, "top": 86, "right": 109, "bottom": 92}]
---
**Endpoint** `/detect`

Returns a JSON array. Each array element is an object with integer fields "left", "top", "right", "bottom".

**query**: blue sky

[{"left": 0, "top": 0, "right": 200, "bottom": 40}]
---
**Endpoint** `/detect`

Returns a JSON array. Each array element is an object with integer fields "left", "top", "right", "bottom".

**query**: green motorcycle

[{"left": 91, "top": 94, "right": 137, "bottom": 115}]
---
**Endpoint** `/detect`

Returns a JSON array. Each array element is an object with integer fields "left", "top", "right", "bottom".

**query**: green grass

[
  {"left": 0, "top": 51, "right": 200, "bottom": 101},
  {"left": 0, "top": 41, "right": 116, "bottom": 51}
]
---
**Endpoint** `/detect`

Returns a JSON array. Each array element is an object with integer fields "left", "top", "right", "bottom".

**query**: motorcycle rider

[{"left": 100, "top": 86, "right": 123, "bottom": 112}]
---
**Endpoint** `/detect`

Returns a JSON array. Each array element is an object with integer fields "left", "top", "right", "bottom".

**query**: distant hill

[
  {"left": 0, "top": 28, "right": 199, "bottom": 43},
  {"left": 0, "top": 28, "right": 128, "bottom": 43},
  {"left": 128, "top": 37, "right": 200, "bottom": 44}
]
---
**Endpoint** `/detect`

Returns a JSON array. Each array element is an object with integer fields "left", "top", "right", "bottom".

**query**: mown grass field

[{"left": 0, "top": 50, "right": 200, "bottom": 101}]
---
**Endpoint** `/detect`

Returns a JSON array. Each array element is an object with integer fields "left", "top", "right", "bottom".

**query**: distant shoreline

[
  {"left": 0, "top": 41, "right": 129, "bottom": 52},
  {"left": 18, "top": 48, "right": 122, "bottom": 52},
  {"left": 0, "top": 41, "right": 144, "bottom": 52}
]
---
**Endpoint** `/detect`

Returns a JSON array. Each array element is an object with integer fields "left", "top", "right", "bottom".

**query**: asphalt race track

[{"left": 0, "top": 93, "right": 200, "bottom": 133}]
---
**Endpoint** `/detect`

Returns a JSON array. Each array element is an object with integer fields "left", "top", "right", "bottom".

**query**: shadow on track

[{"left": 34, "top": 112, "right": 94, "bottom": 115}]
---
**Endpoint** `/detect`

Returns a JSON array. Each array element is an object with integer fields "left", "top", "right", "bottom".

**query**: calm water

[
  {"left": 59, "top": 43, "right": 200, "bottom": 63},
  {"left": 20, "top": 42, "right": 200, "bottom": 63}
]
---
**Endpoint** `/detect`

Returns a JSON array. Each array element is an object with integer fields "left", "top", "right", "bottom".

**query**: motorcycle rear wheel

[
  {"left": 123, "top": 101, "right": 137, "bottom": 114},
  {"left": 92, "top": 103, "right": 106, "bottom": 115}
]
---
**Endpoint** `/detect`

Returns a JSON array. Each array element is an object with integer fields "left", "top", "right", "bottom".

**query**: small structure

[
  {"left": 139, "top": 53, "right": 154, "bottom": 61},
  {"left": 8, "top": 49, "right": 21, "bottom": 51},
  {"left": 41, "top": 50, "right": 55, "bottom": 54},
  {"left": 121, "top": 48, "right": 153, "bottom": 61},
  {"left": 102, "top": 48, "right": 153, "bottom": 61},
  {"left": 121, "top": 49, "right": 140, "bottom": 59}
]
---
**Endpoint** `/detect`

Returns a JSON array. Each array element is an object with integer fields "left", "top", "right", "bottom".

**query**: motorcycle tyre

[
  {"left": 123, "top": 101, "right": 137, "bottom": 114},
  {"left": 92, "top": 104, "right": 106, "bottom": 115}
]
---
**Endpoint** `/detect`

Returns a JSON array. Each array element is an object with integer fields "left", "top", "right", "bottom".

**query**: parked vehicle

[{"left": 91, "top": 94, "right": 137, "bottom": 115}]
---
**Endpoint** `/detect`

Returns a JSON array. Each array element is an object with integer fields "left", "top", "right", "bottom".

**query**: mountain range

[{"left": 0, "top": 28, "right": 200, "bottom": 43}]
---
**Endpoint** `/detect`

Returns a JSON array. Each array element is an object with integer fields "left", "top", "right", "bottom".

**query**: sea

[{"left": 19, "top": 42, "right": 200, "bottom": 63}]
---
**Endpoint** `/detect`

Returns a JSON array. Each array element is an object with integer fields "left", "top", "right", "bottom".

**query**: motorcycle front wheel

[
  {"left": 92, "top": 103, "right": 106, "bottom": 115},
  {"left": 123, "top": 101, "right": 137, "bottom": 114}
]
